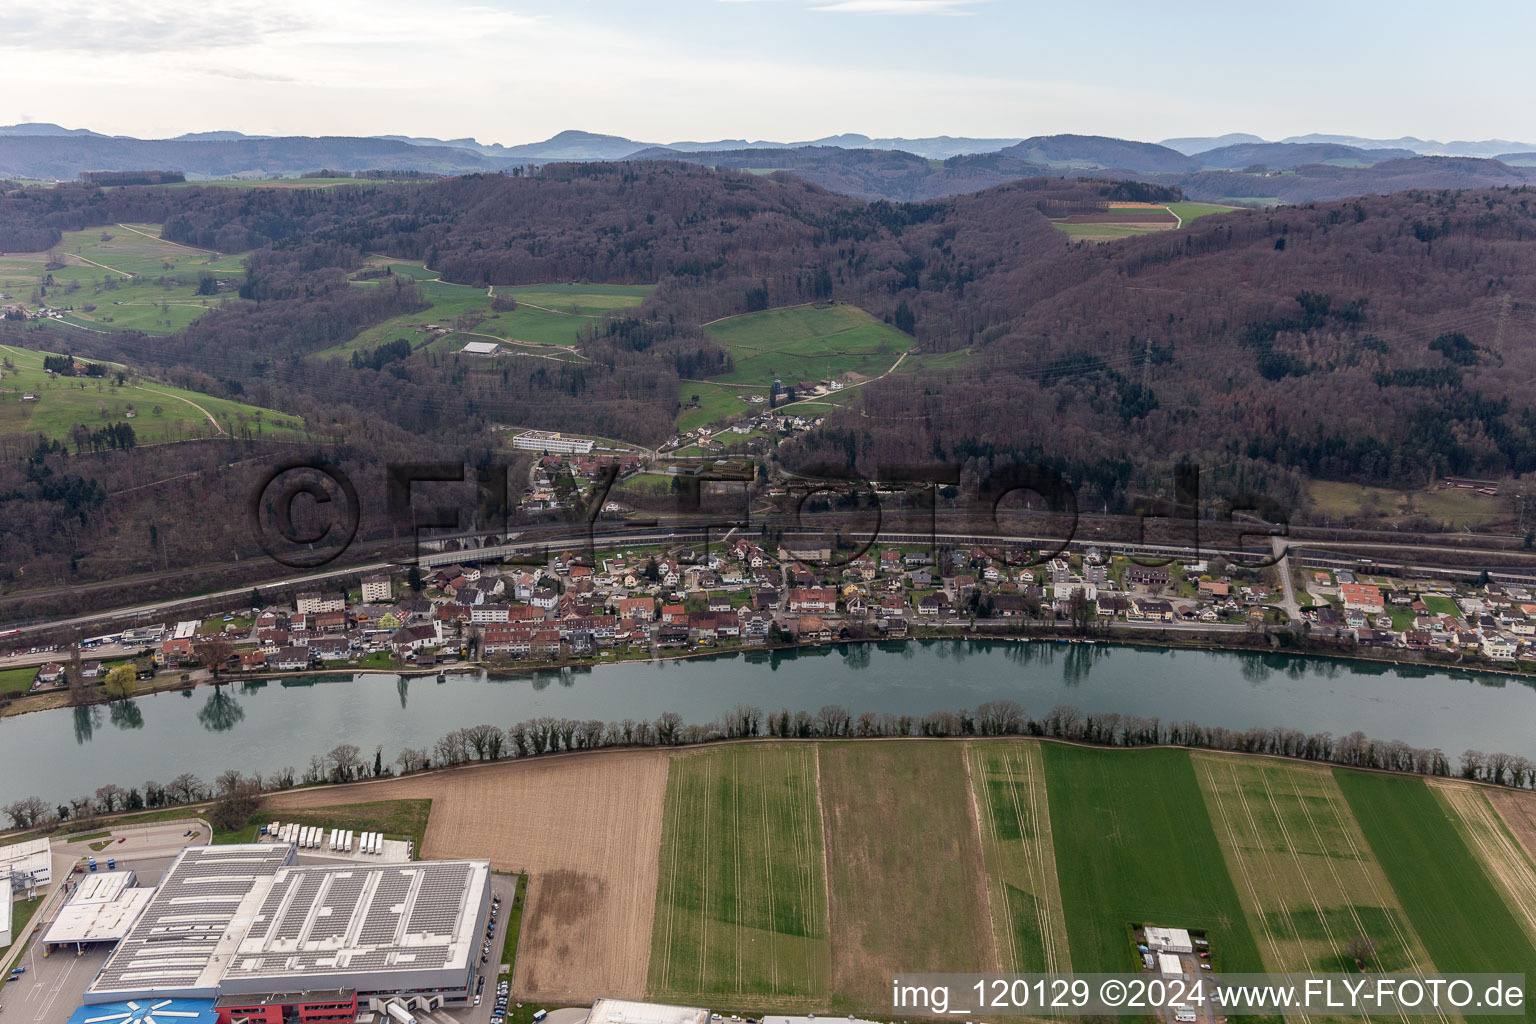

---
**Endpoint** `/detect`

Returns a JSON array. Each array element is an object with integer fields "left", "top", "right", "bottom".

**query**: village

[{"left": 11, "top": 534, "right": 1536, "bottom": 694}]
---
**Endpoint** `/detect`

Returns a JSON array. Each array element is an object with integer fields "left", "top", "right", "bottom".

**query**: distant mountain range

[{"left": 3, "top": 122, "right": 1534, "bottom": 205}]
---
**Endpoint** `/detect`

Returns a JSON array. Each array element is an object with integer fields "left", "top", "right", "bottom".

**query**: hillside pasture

[
  {"left": 1193, "top": 754, "right": 1432, "bottom": 974},
  {"left": 818, "top": 741, "right": 994, "bottom": 1008},
  {"left": 0, "top": 343, "right": 306, "bottom": 443},
  {"left": 703, "top": 304, "right": 912, "bottom": 387},
  {"left": 675, "top": 381, "right": 769, "bottom": 432},
  {"left": 648, "top": 744, "right": 830, "bottom": 1005},
  {"left": 0, "top": 224, "right": 247, "bottom": 334},
  {"left": 1042, "top": 744, "right": 1265, "bottom": 974},
  {"left": 322, "top": 265, "right": 652, "bottom": 358}
]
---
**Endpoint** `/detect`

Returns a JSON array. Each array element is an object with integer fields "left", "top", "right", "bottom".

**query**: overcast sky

[{"left": 0, "top": 0, "right": 1530, "bottom": 145}]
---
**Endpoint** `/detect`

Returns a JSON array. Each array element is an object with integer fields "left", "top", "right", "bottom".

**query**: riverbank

[
  {"left": 4, "top": 638, "right": 1535, "bottom": 808},
  {"left": 4, "top": 622, "right": 1531, "bottom": 723}
]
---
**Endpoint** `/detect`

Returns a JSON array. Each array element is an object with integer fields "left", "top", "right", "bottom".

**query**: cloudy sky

[{"left": 0, "top": 0, "right": 1529, "bottom": 145}]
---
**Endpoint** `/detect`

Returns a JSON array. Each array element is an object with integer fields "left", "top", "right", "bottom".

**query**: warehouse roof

[
  {"left": 587, "top": 999, "right": 710, "bottom": 1024},
  {"left": 45, "top": 871, "right": 156, "bottom": 946},
  {"left": 87, "top": 845, "right": 296, "bottom": 999},
  {"left": 224, "top": 860, "right": 489, "bottom": 981}
]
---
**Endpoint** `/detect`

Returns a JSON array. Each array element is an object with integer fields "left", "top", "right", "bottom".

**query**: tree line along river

[{"left": 1, "top": 639, "right": 1534, "bottom": 807}]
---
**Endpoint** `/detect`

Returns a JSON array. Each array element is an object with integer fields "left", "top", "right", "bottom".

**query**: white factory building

[
  {"left": 76, "top": 843, "right": 492, "bottom": 1022},
  {"left": 511, "top": 430, "right": 594, "bottom": 455}
]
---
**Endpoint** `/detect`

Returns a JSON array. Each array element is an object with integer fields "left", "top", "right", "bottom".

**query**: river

[{"left": 2, "top": 641, "right": 1534, "bottom": 806}]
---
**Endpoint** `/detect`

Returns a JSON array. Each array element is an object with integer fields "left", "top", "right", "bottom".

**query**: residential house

[
  {"left": 360, "top": 575, "right": 393, "bottom": 603},
  {"left": 271, "top": 646, "right": 311, "bottom": 671},
  {"left": 615, "top": 596, "right": 654, "bottom": 621},
  {"left": 296, "top": 591, "right": 346, "bottom": 615},
  {"left": 1340, "top": 583, "right": 1385, "bottom": 614},
  {"left": 390, "top": 623, "right": 441, "bottom": 654},
  {"left": 309, "top": 637, "right": 353, "bottom": 662},
  {"left": 787, "top": 587, "right": 837, "bottom": 613},
  {"left": 917, "top": 592, "right": 950, "bottom": 616}
]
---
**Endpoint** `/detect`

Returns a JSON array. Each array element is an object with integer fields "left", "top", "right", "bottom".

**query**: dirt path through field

[{"left": 266, "top": 750, "right": 668, "bottom": 1002}]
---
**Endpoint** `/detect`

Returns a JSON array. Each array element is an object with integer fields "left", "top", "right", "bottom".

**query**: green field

[
  {"left": 319, "top": 265, "right": 652, "bottom": 358},
  {"left": 703, "top": 304, "right": 912, "bottom": 387},
  {"left": 675, "top": 381, "right": 768, "bottom": 432},
  {"left": 0, "top": 343, "right": 307, "bottom": 444},
  {"left": 1042, "top": 744, "right": 1266, "bottom": 973},
  {"left": 649, "top": 745, "right": 830, "bottom": 1003},
  {"left": 1336, "top": 770, "right": 1536, "bottom": 1008},
  {"left": 0, "top": 224, "right": 248, "bottom": 334},
  {"left": 1166, "top": 201, "right": 1242, "bottom": 222},
  {"left": 1051, "top": 222, "right": 1159, "bottom": 239},
  {"left": 0, "top": 666, "right": 35, "bottom": 695},
  {"left": 1306, "top": 478, "right": 1505, "bottom": 525}
]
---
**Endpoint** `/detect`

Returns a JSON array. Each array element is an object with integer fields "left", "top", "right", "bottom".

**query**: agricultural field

[
  {"left": 648, "top": 745, "right": 830, "bottom": 1004},
  {"left": 968, "top": 741, "right": 1070, "bottom": 973},
  {"left": 0, "top": 343, "right": 307, "bottom": 443},
  {"left": 1429, "top": 781, "right": 1536, "bottom": 950},
  {"left": 1049, "top": 200, "right": 1240, "bottom": 241},
  {"left": 1336, "top": 770, "right": 1536, "bottom": 993},
  {"left": 321, "top": 261, "right": 652, "bottom": 359},
  {"left": 1042, "top": 744, "right": 1265, "bottom": 973},
  {"left": 818, "top": 741, "right": 994, "bottom": 1008},
  {"left": 255, "top": 741, "right": 1536, "bottom": 1016},
  {"left": 1193, "top": 755, "right": 1432, "bottom": 975},
  {"left": 703, "top": 304, "right": 912, "bottom": 388},
  {"left": 0, "top": 223, "right": 247, "bottom": 334}
]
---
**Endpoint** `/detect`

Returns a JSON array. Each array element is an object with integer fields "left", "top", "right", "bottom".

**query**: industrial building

[
  {"left": 44, "top": 871, "right": 156, "bottom": 952},
  {"left": 1145, "top": 926, "right": 1194, "bottom": 954},
  {"left": 587, "top": 998, "right": 710, "bottom": 1024},
  {"left": 2, "top": 835, "right": 53, "bottom": 889},
  {"left": 510, "top": 430, "right": 594, "bottom": 455},
  {"left": 77, "top": 844, "right": 492, "bottom": 1024}
]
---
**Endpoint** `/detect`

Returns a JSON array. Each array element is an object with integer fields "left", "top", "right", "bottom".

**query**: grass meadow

[
  {"left": 0, "top": 223, "right": 247, "bottom": 335},
  {"left": 704, "top": 304, "right": 912, "bottom": 387},
  {"left": 0, "top": 343, "right": 306, "bottom": 444},
  {"left": 320, "top": 263, "right": 652, "bottom": 358}
]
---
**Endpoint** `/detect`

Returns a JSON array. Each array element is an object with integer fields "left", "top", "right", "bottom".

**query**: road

[{"left": 1271, "top": 535, "right": 1302, "bottom": 622}]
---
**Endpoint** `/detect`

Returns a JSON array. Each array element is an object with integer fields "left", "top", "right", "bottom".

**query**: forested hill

[{"left": 4, "top": 165, "right": 1536, "bottom": 512}]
